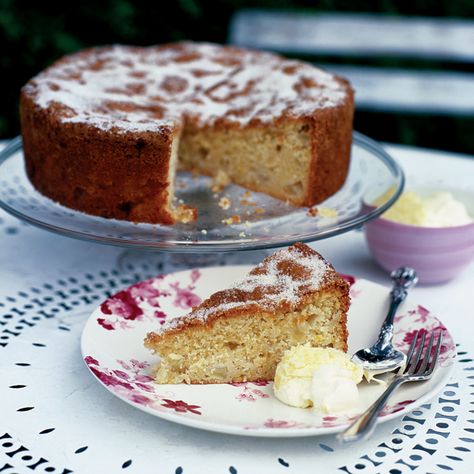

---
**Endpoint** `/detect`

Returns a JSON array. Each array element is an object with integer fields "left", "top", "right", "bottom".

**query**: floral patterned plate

[{"left": 81, "top": 266, "right": 455, "bottom": 437}]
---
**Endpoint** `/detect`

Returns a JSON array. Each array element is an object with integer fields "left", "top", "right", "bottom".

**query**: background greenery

[{"left": 2, "top": 0, "right": 473, "bottom": 153}]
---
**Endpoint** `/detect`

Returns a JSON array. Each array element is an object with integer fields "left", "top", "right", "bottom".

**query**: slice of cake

[{"left": 144, "top": 243, "right": 350, "bottom": 384}]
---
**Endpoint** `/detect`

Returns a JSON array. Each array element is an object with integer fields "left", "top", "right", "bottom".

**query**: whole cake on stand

[{"left": 20, "top": 42, "right": 354, "bottom": 225}]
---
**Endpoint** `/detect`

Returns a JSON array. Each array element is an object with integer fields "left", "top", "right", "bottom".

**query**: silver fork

[{"left": 338, "top": 330, "right": 443, "bottom": 443}]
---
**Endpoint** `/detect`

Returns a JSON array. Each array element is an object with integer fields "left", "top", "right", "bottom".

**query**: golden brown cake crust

[
  {"left": 20, "top": 95, "right": 179, "bottom": 224},
  {"left": 307, "top": 92, "right": 354, "bottom": 205},
  {"left": 145, "top": 242, "right": 349, "bottom": 349},
  {"left": 20, "top": 42, "right": 354, "bottom": 224}
]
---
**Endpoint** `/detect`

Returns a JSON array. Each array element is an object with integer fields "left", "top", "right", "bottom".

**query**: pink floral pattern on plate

[
  {"left": 97, "top": 270, "right": 201, "bottom": 331},
  {"left": 246, "top": 415, "right": 357, "bottom": 430},
  {"left": 244, "top": 398, "right": 419, "bottom": 430},
  {"left": 228, "top": 381, "right": 271, "bottom": 402},
  {"left": 82, "top": 268, "right": 457, "bottom": 435},
  {"left": 161, "top": 399, "right": 202, "bottom": 415},
  {"left": 394, "top": 304, "right": 454, "bottom": 367},
  {"left": 84, "top": 356, "right": 202, "bottom": 416},
  {"left": 263, "top": 419, "right": 311, "bottom": 429},
  {"left": 381, "top": 399, "right": 415, "bottom": 416}
]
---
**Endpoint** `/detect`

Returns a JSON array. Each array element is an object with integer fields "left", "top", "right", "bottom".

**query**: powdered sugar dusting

[
  {"left": 24, "top": 42, "right": 349, "bottom": 133},
  {"left": 154, "top": 244, "right": 335, "bottom": 335}
]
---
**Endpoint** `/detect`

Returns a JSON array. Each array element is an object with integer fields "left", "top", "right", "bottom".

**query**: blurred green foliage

[{"left": 1, "top": 0, "right": 473, "bottom": 153}]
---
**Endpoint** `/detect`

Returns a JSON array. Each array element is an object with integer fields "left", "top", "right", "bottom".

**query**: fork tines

[{"left": 406, "top": 330, "right": 443, "bottom": 375}]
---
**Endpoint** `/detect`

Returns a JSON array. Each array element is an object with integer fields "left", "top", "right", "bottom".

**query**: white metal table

[{"left": 0, "top": 142, "right": 473, "bottom": 473}]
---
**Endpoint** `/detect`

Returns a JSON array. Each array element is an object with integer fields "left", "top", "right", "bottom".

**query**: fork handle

[{"left": 337, "top": 377, "right": 405, "bottom": 443}]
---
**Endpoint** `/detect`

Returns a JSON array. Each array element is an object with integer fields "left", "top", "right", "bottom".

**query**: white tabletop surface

[{"left": 0, "top": 141, "right": 473, "bottom": 473}]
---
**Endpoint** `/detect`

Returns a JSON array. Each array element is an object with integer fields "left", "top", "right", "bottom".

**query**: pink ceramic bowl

[{"left": 365, "top": 217, "right": 474, "bottom": 284}]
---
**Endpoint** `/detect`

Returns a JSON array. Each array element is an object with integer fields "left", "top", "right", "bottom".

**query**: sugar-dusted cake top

[
  {"left": 151, "top": 243, "right": 345, "bottom": 336},
  {"left": 22, "top": 42, "right": 351, "bottom": 133}
]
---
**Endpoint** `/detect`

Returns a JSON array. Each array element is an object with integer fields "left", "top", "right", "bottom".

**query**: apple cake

[
  {"left": 144, "top": 243, "right": 350, "bottom": 384},
  {"left": 20, "top": 42, "right": 354, "bottom": 224}
]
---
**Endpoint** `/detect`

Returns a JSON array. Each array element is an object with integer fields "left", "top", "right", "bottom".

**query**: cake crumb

[
  {"left": 222, "top": 215, "right": 241, "bottom": 225},
  {"left": 255, "top": 208, "right": 265, "bottom": 215},
  {"left": 318, "top": 207, "right": 338, "bottom": 218},
  {"left": 211, "top": 170, "right": 230, "bottom": 192},
  {"left": 175, "top": 205, "right": 197, "bottom": 224},
  {"left": 240, "top": 198, "right": 257, "bottom": 207},
  {"left": 306, "top": 206, "right": 338, "bottom": 218},
  {"left": 218, "top": 197, "right": 231, "bottom": 210}
]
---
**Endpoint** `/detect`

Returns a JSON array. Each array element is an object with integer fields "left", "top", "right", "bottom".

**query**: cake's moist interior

[
  {"left": 169, "top": 119, "right": 313, "bottom": 221},
  {"left": 150, "top": 290, "right": 346, "bottom": 384},
  {"left": 166, "top": 129, "right": 197, "bottom": 223}
]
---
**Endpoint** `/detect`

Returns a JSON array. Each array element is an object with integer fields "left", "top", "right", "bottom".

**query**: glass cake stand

[{"left": 0, "top": 132, "right": 403, "bottom": 269}]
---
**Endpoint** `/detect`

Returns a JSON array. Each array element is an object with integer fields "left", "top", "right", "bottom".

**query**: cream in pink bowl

[{"left": 365, "top": 191, "right": 474, "bottom": 284}]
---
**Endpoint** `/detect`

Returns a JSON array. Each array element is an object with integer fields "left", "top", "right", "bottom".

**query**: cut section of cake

[{"left": 144, "top": 243, "right": 350, "bottom": 384}]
